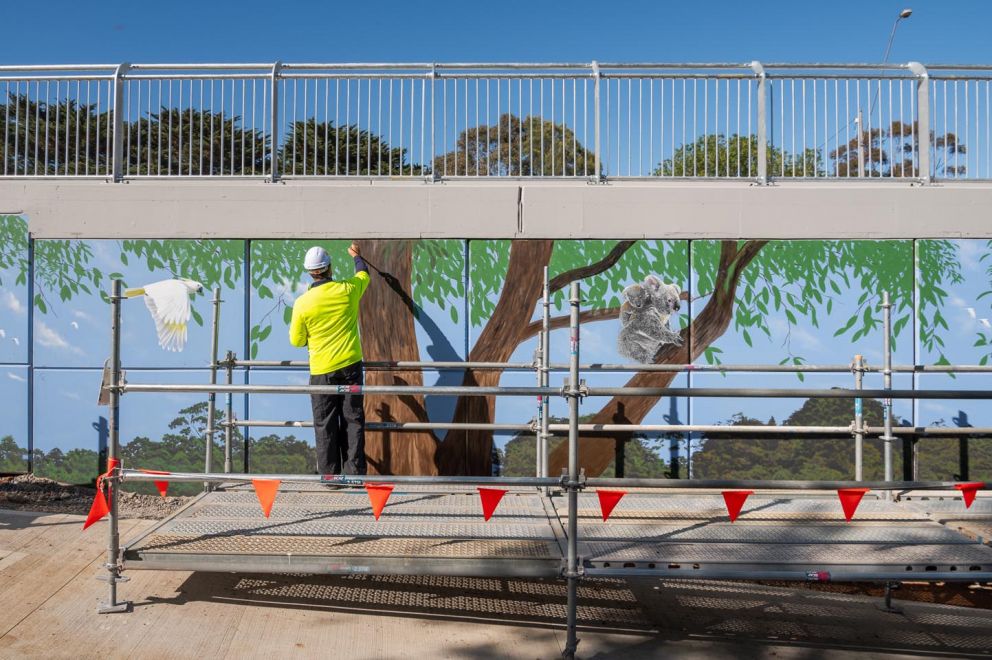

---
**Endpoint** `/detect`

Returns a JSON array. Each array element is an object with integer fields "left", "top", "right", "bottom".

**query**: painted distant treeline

[
  {"left": 3, "top": 398, "right": 989, "bottom": 492},
  {"left": 500, "top": 399, "right": 991, "bottom": 482},
  {"left": 692, "top": 397, "right": 991, "bottom": 481}
]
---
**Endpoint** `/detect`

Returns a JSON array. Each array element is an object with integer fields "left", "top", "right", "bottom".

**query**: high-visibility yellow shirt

[{"left": 289, "top": 271, "right": 370, "bottom": 375}]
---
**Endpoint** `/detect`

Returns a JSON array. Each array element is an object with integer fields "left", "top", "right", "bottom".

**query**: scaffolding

[{"left": 98, "top": 275, "right": 992, "bottom": 658}]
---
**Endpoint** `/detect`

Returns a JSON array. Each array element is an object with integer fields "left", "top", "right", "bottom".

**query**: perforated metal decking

[
  {"left": 123, "top": 486, "right": 992, "bottom": 580},
  {"left": 556, "top": 491, "right": 992, "bottom": 579},
  {"left": 123, "top": 484, "right": 566, "bottom": 577}
]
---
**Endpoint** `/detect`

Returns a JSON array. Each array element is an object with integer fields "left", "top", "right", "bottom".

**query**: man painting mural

[{"left": 289, "top": 242, "right": 370, "bottom": 475}]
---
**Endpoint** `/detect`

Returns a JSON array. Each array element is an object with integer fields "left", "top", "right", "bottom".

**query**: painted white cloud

[
  {"left": 6, "top": 371, "right": 26, "bottom": 382},
  {"left": 1, "top": 291, "right": 24, "bottom": 315},
  {"left": 270, "top": 278, "right": 303, "bottom": 306},
  {"left": 945, "top": 295, "right": 989, "bottom": 338},
  {"left": 61, "top": 390, "right": 81, "bottom": 401},
  {"left": 956, "top": 240, "right": 984, "bottom": 274},
  {"left": 70, "top": 321, "right": 79, "bottom": 330},
  {"left": 921, "top": 401, "right": 952, "bottom": 414},
  {"left": 36, "top": 321, "right": 84, "bottom": 355},
  {"left": 767, "top": 316, "right": 823, "bottom": 351}
]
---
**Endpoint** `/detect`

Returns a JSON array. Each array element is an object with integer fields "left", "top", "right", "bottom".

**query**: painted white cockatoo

[{"left": 124, "top": 279, "right": 203, "bottom": 352}]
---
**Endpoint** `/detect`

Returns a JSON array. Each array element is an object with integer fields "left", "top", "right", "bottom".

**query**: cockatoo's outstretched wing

[{"left": 139, "top": 280, "right": 194, "bottom": 352}]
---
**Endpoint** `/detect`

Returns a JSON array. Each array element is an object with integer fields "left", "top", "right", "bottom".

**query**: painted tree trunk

[
  {"left": 436, "top": 240, "right": 554, "bottom": 474},
  {"left": 359, "top": 240, "right": 439, "bottom": 475}
]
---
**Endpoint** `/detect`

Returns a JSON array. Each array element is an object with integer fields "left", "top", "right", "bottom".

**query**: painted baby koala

[{"left": 617, "top": 275, "right": 683, "bottom": 363}]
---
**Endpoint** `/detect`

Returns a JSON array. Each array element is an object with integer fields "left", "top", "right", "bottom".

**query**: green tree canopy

[
  {"left": 433, "top": 113, "right": 596, "bottom": 177},
  {"left": 654, "top": 133, "right": 821, "bottom": 178},
  {"left": 829, "top": 121, "right": 965, "bottom": 178}
]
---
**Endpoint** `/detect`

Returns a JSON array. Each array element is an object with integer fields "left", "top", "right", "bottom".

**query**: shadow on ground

[{"left": 143, "top": 573, "right": 992, "bottom": 658}]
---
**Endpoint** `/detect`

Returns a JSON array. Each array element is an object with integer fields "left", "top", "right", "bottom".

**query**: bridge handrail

[{"left": 2, "top": 61, "right": 991, "bottom": 181}]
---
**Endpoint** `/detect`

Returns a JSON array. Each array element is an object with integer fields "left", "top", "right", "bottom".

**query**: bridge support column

[
  {"left": 751, "top": 61, "right": 767, "bottom": 185},
  {"left": 908, "top": 62, "right": 930, "bottom": 184}
]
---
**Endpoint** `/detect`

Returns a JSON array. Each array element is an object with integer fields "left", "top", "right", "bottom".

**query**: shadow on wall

[{"left": 370, "top": 261, "right": 462, "bottom": 427}]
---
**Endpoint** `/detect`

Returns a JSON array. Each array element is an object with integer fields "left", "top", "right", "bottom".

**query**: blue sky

[{"left": 2, "top": 1, "right": 989, "bottom": 66}]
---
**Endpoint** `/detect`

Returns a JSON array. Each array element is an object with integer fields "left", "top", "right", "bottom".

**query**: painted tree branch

[
  {"left": 521, "top": 307, "right": 622, "bottom": 341},
  {"left": 548, "top": 240, "right": 637, "bottom": 293},
  {"left": 548, "top": 239, "right": 769, "bottom": 477}
]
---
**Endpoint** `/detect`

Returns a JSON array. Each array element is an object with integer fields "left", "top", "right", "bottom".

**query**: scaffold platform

[{"left": 123, "top": 485, "right": 992, "bottom": 581}]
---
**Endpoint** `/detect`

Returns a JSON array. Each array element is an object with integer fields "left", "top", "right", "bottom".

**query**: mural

[{"left": 0, "top": 210, "right": 990, "bottom": 485}]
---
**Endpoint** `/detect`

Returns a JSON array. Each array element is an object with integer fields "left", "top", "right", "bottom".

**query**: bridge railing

[{"left": 1, "top": 62, "right": 990, "bottom": 182}]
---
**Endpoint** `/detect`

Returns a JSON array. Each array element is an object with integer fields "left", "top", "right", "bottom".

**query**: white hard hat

[{"left": 304, "top": 246, "right": 330, "bottom": 271}]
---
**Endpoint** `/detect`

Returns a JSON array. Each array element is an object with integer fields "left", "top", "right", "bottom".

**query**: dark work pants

[{"left": 310, "top": 361, "right": 367, "bottom": 475}]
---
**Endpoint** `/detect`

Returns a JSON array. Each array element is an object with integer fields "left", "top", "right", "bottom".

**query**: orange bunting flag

[
  {"left": 955, "top": 482, "right": 985, "bottom": 509},
  {"left": 837, "top": 488, "right": 870, "bottom": 521},
  {"left": 82, "top": 458, "right": 120, "bottom": 530},
  {"left": 596, "top": 489, "right": 626, "bottom": 522},
  {"left": 252, "top": 479, "right": 281, "bottom": 518},
  {"left": 82, "top": 488, "right": 110, "bottom": 530},
  {"left": 478, "top": 488, "right": 507, "bottom": 521},
  {"left": 721, "top": 490, "right": 754, "bottom": 523},
  {"left": 365, "top": 483, "right": 395, "bottom": 520},
  {"left": 139, "top": 469, "right": 171, "bottom": 498}
]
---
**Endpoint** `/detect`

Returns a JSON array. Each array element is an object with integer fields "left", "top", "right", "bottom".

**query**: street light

[
  {"left": 860, "top": 8, "right": 913, "bottom": 176},
  {"left": 882, "top": 8, "right": 913, "bottom": 65}
]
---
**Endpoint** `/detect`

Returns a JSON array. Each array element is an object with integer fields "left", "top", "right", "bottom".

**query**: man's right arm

[
  {"left": 288, "top": 301, "right": 308, "bottom": 347},
  {"left": 346, "top": 242, "right": 371, "bottom": 297}
]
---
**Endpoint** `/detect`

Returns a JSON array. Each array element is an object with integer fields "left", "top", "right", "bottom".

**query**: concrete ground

[{"left": 1, "top": 509, "right": 990, "bottom": 659}]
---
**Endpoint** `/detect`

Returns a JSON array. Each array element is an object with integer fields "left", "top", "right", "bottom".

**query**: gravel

[{"left": 0, "top": 473, "right": 191, "bottom": 519}]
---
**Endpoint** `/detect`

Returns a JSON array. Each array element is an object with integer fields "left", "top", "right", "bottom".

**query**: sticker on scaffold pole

[{"left": 320, "top": 474, "right": 364, "bottom": 486}]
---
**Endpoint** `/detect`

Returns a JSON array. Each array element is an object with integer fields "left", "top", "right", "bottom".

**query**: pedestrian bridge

[{"left": 1, "top": 61, "right": 990, "bottom": 239}]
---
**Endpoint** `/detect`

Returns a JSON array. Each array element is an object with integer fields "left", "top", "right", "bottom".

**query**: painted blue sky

[
  {"left": 2, "top": 1, "right": 989, "bottom": 66},
  {"left": 3, "top": 238, "right": 990, "bottom": 468}
]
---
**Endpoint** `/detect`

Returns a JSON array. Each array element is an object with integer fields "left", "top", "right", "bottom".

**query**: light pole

[
  {"left": 861, "top": 8, "right": 912, "bottom": 176},
  {"left": 822, "top": 8, "right": 913, "bottom": 176},
  {"left": 870, "top": 8, "right": 913, "bottom": 116},
  {"left": 883, "top": 9, "right": 913, "bottom": 65}
]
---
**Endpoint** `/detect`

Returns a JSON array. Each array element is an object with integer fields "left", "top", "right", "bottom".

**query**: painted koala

[{"left": 617, "top": 275, "right": 683, "bottom": 363}]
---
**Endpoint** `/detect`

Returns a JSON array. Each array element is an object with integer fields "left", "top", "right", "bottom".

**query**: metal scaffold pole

[
  {"left": 853, "top": 354, "right": 865, "bottom": 481},
  {"left": 100, "top": 279, "right": 130, "bottom": 613},
  {"left": 225, "top": 351, "right": 234, "bottom": 474},
  {"left": 204, "top": 288, "right": 221, "bottom": 491},
  {"left": 882, "top": 292, "right": 894, "bottom": 497},
  {"left": 563, "top": 281, "right": 581, "bottom": 659},
  {"left": 540, "top": 266, "right": 551, "bottom": 490}
]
